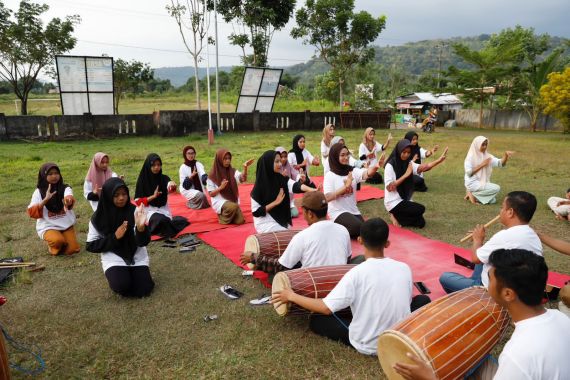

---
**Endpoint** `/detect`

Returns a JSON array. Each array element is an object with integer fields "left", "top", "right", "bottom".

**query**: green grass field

[{"left": 0, "top": 127, "right": 569, "bottom": 378}]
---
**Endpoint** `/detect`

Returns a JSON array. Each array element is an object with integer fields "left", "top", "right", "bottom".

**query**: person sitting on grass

[
  {"left": 207, "top": 148, "right": 254, "bottom": 225},
  {"left": 358, "top": 127, "right": 392, "bottom": 184},
  {"left": 547, "top": 187, "right": 570, "bottom": 221},
  {"left": 83, "top": 152, "right": 119, "bottom": 211},
  {"left": 241, "top": 191, "right": 354, "bottom": 276},
  {"left": 271, "top": 218, "right": 430, "bottom": 356},
  {"left": 27, "top": 163, "right": 80, "bottom": 256},
  {"left": 439, "top": 191, "right": 542, "bottom": 294},
  {"left": 403, "top": 131, "right": 439, "bottom": 192},
  {"left": 87, "top": 178, "right": 154, "bottom": 298},
  {"left": 135, "top": 153, "right": 189, "bottom": 238},
  {"left": 288, "top": 134, "right": 319, "bottom": 188},
  {"left": 394, "top": 249, "right": 570, "bottom": 380},
  {"left": 251, "top": 150, "right": 318, "bottom": 234}
]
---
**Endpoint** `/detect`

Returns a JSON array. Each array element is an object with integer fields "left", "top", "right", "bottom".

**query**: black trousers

[
  {"left": 413, "top": 174, "right": 428, "bottom": 192},
  {"left": 391, "top": 200, "right": 426, "bottom": 228},
  {"left": 105, "top": 266, "right": 155, "bottom": 298},
  {"left": 148, "top": 213, "right": 189, "bottom": 238},
  {"left": 365, "top": 172, "right": 383, "bottom": 184},
  {"left": 309, "top": 295, "right": 431, "bottom": 348},
  {"left": 334, "top": 212, "right": 365, "bottom": 239}
]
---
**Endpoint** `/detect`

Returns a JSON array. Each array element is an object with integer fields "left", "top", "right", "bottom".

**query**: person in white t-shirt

[
  {"left": 83, "top": 152, "right": 119, "bottom": 211},
  {"left": 250, "top": 150, "right": 317, "bottom": 234},
  {"left": 358, "top": 128, "right": 392, "bottom": 184},
  {"left": 241, "top": 191, "right": 354, "bottom": 274},
  {"left": 395, "top": 249, "right": 570, "bottom": 380},
  {"left": 288, "top": 134, "right": 319, "bottom": 188},
  {"left": 272, "top": 218, "right": 430, "bottom": 355},
  {"left": 403, "top": 131, "right": 439, "bottom": 193},
  {"left": 206, "top": 148, "right": 254, "bottom": 225},
  {"left": 546, "top": 187, "right": 570, "bottom": 221},
  {"left": 178, "top": 145, "right": 209, "bottom": 210},
  {"left": 439, "top": 191, "right": 542, "bottom": 294},
  {"left": 464, "top": 136, "right": 513, "bottom": 205},
  {"left": 321, "top": 124, "right": 335, "bottom": 175},
  {"left": 324, "top": 143, "right": 383, "bottom": 238},
  {"left": 275, "top": 146, "right": 303, "bottom": 218},
  {"left": 27, "top": 163, "right": 80, "bottom": 256},
  {"left": 384, "top": 140, "right": 447, "bottom": 228}
]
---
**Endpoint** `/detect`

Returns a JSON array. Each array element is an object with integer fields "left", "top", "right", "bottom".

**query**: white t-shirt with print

[
  {"left": 323, "top": 258, "right": 413, "bottom": 355},
  {"left": 383, "top": 162, "right": 420, "bottom": 212},
  {"left": 358, "top": 142, "right": 384, "bottom": 167},
  {"left": 494, "top": 309, "right": 570, "bottom": 380},
  {"left": 83, "top": 172, "right": 118, "bottom": 211},
  {"left": 178, "top": 162, "right": 207, "bottom": 201},
  {"left": 206, "top": 170, "right": 242, "bottom": 214},
  {"left": 28, "top": 187, "right": 76, "bottom": 239},
  {"left": 288, "top": 149, "right": 315, "bottom": 177},
  {"left": 278, "top": 220, "right": 351, "bottom": 269},
  {"left": 323, "top": 168, "right": 366, "bottom": 221},
  {"left": 476, "top": 224, "right": 542, "bottom": 288},
  {"left": 464, "top": 155, "right": 502, "bottom": 192}
]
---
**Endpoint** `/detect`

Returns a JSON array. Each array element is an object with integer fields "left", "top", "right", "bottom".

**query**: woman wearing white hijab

[{"left": 464, "top": 136, "right": 513, "bottom": 204}]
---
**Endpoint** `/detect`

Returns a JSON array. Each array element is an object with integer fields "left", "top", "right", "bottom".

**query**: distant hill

[{"left": 153, "top": 66, "right": 234, "bottom": 87}]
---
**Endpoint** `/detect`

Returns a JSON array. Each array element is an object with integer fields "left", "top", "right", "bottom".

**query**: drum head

[
  {"left": 377, "top": 330, "right": 432, "bottom": 380},
  {"left": 272, "top": 272, "right": 292, "bottom": 316},
  {"left": 244, "top": 235, "right": 260, "bottom": 254}
]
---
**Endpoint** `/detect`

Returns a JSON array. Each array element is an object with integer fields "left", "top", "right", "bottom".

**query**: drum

[
  {"left": 272, "top": 265, "right": 355, "bottom": 316},
  {"left": 244, "top": 230, "right": 300, "bottom": 269},
  {"left": 377, "top": 287, "right": 510, "bottom": 380}
]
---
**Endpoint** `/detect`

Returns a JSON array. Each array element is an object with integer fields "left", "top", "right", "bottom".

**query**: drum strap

[{"left": 332, "top": 312, "right": 349, "bottom": 331}]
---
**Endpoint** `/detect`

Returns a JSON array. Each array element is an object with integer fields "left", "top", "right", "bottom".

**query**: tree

[
  {"left": 0, "top": 0, "right": 79, "bottom": 115},
  {"left": 448, "top": 38, "right": 522, "bottom": 128},
  {"left": 217, "top": 0, "right": 296, "bottom": 67},
  {"left": 291, "top": 0, "right": 386, "bottom": 110},
  {"left": 113, "top": 59, "right": 154, "bottom": 114},
  {"left": 540, "top": 67, "right": 570, "bottom": 134},
  {"left": 166, "top": 0, "right": 211, "bottom": 110}
]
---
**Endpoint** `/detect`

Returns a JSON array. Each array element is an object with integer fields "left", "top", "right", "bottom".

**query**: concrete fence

[
  {"left": 454, "top": 109, "right": 562, "bottom": 131},
  {"left": 0, "top": 110, "right": 392, "bottom": 141}
]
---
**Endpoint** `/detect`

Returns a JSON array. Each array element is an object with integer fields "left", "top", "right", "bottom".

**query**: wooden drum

[
  {"left": 244, "top": 230, "right": 300, "bottom": 269},
  {"left": 377, "top": 287, "right": 510, "bottom": 380},
  {"left": 271, "top": 265, "right": 355, "bottom": 316}
]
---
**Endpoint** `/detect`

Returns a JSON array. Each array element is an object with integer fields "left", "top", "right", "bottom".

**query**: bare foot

[
  {"left": 555, "top": 213, "right": 565, "bottom": 221},
  {"left": 389, "top": 213, "right": 401, "bottom": 228},
  {"left": 464, "top": 193, "right": 469, "bottom": 201},
  {"left": 467, "top": 192, "right": 477, "bottom": 205}
]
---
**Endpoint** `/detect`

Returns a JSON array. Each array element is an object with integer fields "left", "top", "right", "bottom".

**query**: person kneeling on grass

[
  {"left": 87, "top": 178, "right": 155, "bottom": 298},
  {"left": 27, "top": 163, "right": 80, "bottom": 256},
  {"left": 394, "top": 249, "right": 570, "bottom": 380},
  {"left": 271, "top": 218, "right": 430, "bottom": 356},
  {"left": 241, "top": 191, "right": 355, "bottom": 277}
]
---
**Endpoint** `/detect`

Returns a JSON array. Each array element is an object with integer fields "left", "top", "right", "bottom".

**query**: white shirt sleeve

[
  {"left": 234, "top": 170, "right": 242, "bottom": 183},
  {"left": 464, "top": 159, "right": 474, "bottom": 177},
  {"left": 412, "top": 162, "right": 420, "bottom": 176},
  {"left": 64, "top": 186, "right": 73, "bottom": 197},
  {"left": 384, "top": 164, "right": 396, "bottom": 187},
  {"left": 323, "top": 172, "right": 336, "bottom": 194},
  {"left": 206, "top": 178, "right": 218, "bottom": 193},
  {"left": 305, "top": 149, "right": 314, "bottom": 163},
  {"left": 375, "top": 141, "right": 384, "bottom": 153},
  {"left": 288, "top": 152, "right": 297, "bottom": 166},
  {"left": 352, "top": 167, "right": 366, "bottom": 184},
  {"left": 197, "top": 162, "right": 206, "bottom": 177},
  {"left": 83, "top": 180, "right": 93, "bottom": 199},
  {"left": 494, "top": 353, "right": 532, "bottom": 380},
  {"left": 476, "top": 231, "right": 505, "bottom": 264},
  {"left": 420, "top": 148, "right": 427, "bottom": 160},
  {"left": 321, "top": 141, "right": 328, "bottom": 157},
  {"left": 28, "top": 188, "right": 42, "bottom": 208},
  {"left": 491, "top": 155, "right": 502, "bottom": 168},
  {"left": 251, "top": 197, "right": 262, "bottom": 213},
  {"left": 358, "top": 143, "right": 367, "bottom": 158},
  {"left": 287, "top": 178, "right": 296, "bottom": 193},
  {"left": 323, "top": 271, "right": 354, "bottom": 312},
  {"left": 278, "top": 234, "right": 304, "bottom": 269}
]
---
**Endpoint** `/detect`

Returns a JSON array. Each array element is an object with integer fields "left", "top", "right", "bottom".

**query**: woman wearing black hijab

[
  {"left": 86, "top": 178, "right": 154, "bottom": 298},
  {"left": 287, "top": 134, "right": 319, "bottom": 188},
  {"left": 323, "top": 143, "right": 382, "bottom": 238},
  {"left": 403, "top": 131, "right": 439, "bottom": 192},
  {"left": 383, "top": 140, "right": 447, "bottom": 228},
  {"left": 251, "top": 150, "right": 317, "bottom": 233},
  {"left": 135, "top": 153, "right": 189, "bottom": 238}
]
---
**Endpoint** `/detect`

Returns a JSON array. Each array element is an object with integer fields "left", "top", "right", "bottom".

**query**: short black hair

[
  {"left": 505, "top": 191, "right": 537, "bottom": 223},
  {"left": 360, "top": 218, "right": 389, "bottom": 250},
  {"left": 566, "top": 187, "right": 570, "bottom": 193},
  {"left": 489, "top": 249, "right": 547, "bottom": 306},
  {"left": 302, "top": 205, "right": 327, "bottom": 219}
]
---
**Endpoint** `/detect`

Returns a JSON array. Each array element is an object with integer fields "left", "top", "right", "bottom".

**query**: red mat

[
  {"left": 151, "top": 176, "right": 384, "bottom": 239},
  {"left": 198, "top": 222, "right": 570, "bottom": 300}
]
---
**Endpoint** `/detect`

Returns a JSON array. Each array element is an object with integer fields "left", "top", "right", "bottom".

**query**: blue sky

[{"left": 3, "top": 0, "right": 569, "bottom": 68}]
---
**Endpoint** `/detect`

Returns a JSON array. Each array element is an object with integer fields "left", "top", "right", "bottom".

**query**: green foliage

[
  {"left": 0, "top": 0, "right": 79, "bottom": 115},
  {"left": 291, "top": 0, "right": 386, "bottom": 108},
  {"left": 540, "top": 67, "right": 570, "bottom": 133},
  {"left": 216, "top": 0, "right": 296, "bottom": 67},
  {"left": 113, "top": 59, "right": 154, "bottom": 113}
]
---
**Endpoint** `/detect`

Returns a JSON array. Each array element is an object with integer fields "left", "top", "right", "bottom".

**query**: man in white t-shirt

[
  {"left": 394, "top": 248, "right": 570, "bottom": 380},
  {"left": 440, "top": 191, "right": 542, "bottom": 293},
  {"left": 271, "top": 218, "right": 430, "bottom": 355},
  {"left": 240, "top": 191, "right": 355, "bottom": 274}
]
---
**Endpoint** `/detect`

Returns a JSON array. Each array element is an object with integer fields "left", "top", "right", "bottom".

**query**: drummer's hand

[
  {"left": 393, "top": 352, "right": 438, "bottom": 380},
  {"left": 271, "top": 289, "right": 293, "bottom": 307},
  {"left": 239, "top": 251, "right": 254, "bottom": 265},
  {"left": 472, "top": 224, "right": 486, "bottom": 245}
]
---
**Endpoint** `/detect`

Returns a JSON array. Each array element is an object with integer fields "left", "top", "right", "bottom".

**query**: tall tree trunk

[
  {"left": 339, "top": 77, "right": 344, "bottom": 111},
  {"left": 478, "top": 93, "right": 483, "bottom": 129},
  {"left": 20, "top": 95, "right": 28, "bottom": 116},
  {"left": 193, "top": 56, "right": 201, "bottom": 111}
]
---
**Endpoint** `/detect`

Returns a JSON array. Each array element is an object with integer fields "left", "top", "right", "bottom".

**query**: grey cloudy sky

[{"left": 4, "top": 0, "right": 569, "bottom": 68}]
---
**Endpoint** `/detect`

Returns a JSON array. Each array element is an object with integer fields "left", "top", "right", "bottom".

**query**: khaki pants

[
  {"left": 218, "top": 202, "right": 245, "bottom": 225},
  {"left": 43, "top": 226, "right": 80, "bottom": 255}
]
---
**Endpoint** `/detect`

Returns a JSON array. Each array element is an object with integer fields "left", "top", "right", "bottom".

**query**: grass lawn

[{"left": 0, "top": 127, "right": 569, "bottom": 378}]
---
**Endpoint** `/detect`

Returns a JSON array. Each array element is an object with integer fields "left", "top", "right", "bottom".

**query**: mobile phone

[
  {"left": 414, "top": 281, "right": 431, "bottom": 295},
  {"left": 454, "top": 253, "right": 475, "bottom": 270}
]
